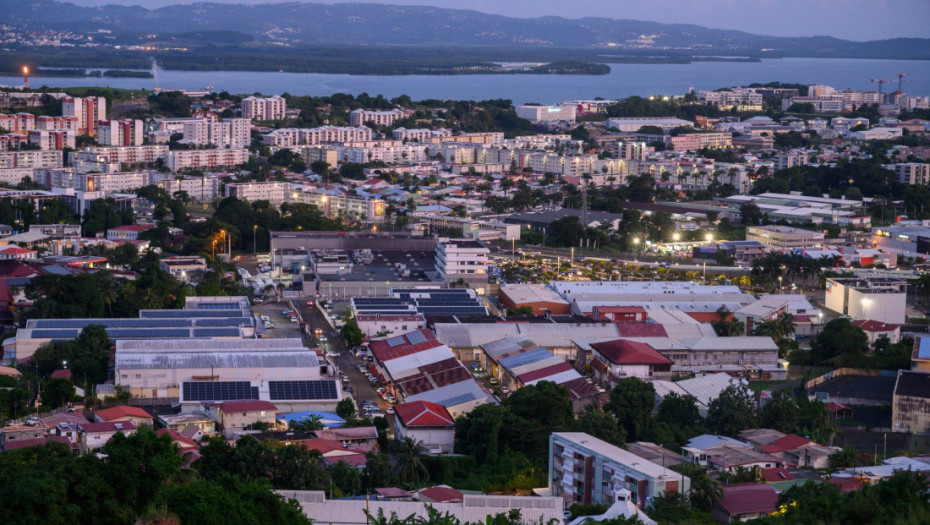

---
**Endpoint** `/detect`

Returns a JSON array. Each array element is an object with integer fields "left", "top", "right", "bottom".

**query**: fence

[{"left": 805, "top": 367, "right": 897, "bottom": 390}]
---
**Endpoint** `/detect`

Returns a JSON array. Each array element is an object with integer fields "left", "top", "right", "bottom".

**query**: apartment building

[
  {"left": 773, "top": 150, "right": 811, "bottom": 171},
  {"left": 224, "top": 181, "right": 289, "bottom": 206},
  {"left": 62, "top": 96, "right": 106, "bottom": 136},
  {"left": 435, "top": 237, "right": 489, "bottom": 292},
  {"left": 262, "top": 126, "right": 373, "bottom": 147},
  {"left": 157, "top": 176, "right": 220, "bottom": 203},
  {"left": 665, "top": 132, "right": 732, "bottom": 152},
  {"left": 746, "top": 225, "right": 825, "bottom": 252},
  {"left": 36, "top": 115, "right": 79, "bottom": 132},
  {"left": 165, "top": 148, "right": 249, "bottom": 171},
  {"left": 300, "top": 146, "right": 339, "bottom": 167},
  {"left": 288, "top": 191, "right": 386, "bottom": 222},
  {"left": 40, "top": 169, "right": 148, "bottom": 193},
  {"left": 0, "top": 113, "right": 36, "bottom": 133},
  {"left": 27, "top": 129, "right": 75, "bottom": 151},
  {"left": 515, "top": 105, "right": 577, "bottom": 123},
  {"left": 425, "top": 131, "right": 504, "bottom": 146},
  {"left": 73, "top": 145, "right": 169, "bottom": 167},
  {"left": 894, "top": 163, "right": 930, "bottom": 185},
  {"left": 550, "top": 432, "right": 689, "bottom": 508},
  {"left": 618, "top": 141, "right": 647, "bottom": 161},
  {"left": 241, "top": 95, "right": 286, "bottom": 121},
  {"left": 97, "top": 119, "right": 144, "bottom": 147},
  {"left": 335, "top": 143, "right": 430, "bottom": 164},
  {"left": 152, "top": 117, "right": 250, "bottom": 149},
  {"left": 698, "top": 89, "right": 763, "bottom": 108},
  {"left": 392, "top": 127, "right": 452, "bottom": 142},
  {"left": 606, "top": 117, "right": 693, "bottom": 132},
  {"left": 0, "top": 150, "right": 63, "bottom": 170},
  {"left": 349, "top": 108, "right": 406, "bottom": 127},
  {"left": 0, "top": 134, "right": 25, "bottom": 151}
]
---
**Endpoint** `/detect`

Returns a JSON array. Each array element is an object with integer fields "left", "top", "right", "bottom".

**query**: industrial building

[
  {"left": 479, "top": 335, "right": 591, "bottom": 401},
  {"left": 498, "top": 283, "right": 571, "bottom": 316},
  {"left": 892, "top": 370, "right": 930, "bottom": 434},
  {"left": 745, "top": 225, "right": 826, "bottom": 252}
]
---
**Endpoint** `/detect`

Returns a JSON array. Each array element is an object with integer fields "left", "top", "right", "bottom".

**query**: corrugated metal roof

[
  {"left": 382, "top": 345, "right": 455, "bottom": 379},
  {"left": 116, "top": 351, "right": 320, "bottom": 369},
  {"left": 525, "top": 368, "right": 581, "bottom": 386},
  {"left": 509, "top": 356, "right": 564, "bottom": 377},
  {"left": 434, "top": 323, "right": 520, "bottom": 348},
  {"left": 116, "top": 338, "right": 307, "bottom": 353},
  {"left": 518, "top": 362, "right": 575, "bottom": 384},
  {"left": 498, "top": 347, "right": 552, "bottom": 369}
]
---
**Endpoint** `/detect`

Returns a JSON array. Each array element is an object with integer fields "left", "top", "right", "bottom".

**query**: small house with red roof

[
  {"left": 588, "top": 339, "right": 673, "bottom": 383},
  {"left": 156, "top": 428, "right": 200, "bottom": 453},
  {"left": 711, "top": 483, "right": 778, "bottom": 523},
  {"left": 50, "top": 369, "right": 72, "bottom": 380},
  {"left": 393, "top": 400, "right": 455, "bottom": 455},
  {"left": 852, "top": 319, "right": 900, "bottom": 345},
  {"left": 418, "top": 485, "right": 464, "bottom": 504},
  {"left": 300, "top": 438, "right": 368, "bottom": 467},
  {"left": 0, "top": 245, "right": 37, "bottom": 261},
  {"left": 77, "top": 421, "right": 137, "bottom": 453},
  {"left": 94, "top": 405, "right": 153, "bottom": 427}
]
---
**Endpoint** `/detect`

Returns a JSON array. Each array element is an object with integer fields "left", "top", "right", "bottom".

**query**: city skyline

[{"left": 65, "top": 0, "right": 930, "bottom": 41}]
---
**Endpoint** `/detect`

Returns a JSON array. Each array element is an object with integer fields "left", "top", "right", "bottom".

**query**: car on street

[{"left": 325, "top": 352, "right": 340, "bottom": 358}]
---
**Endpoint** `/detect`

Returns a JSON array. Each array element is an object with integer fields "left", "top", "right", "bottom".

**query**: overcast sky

[{"left": 69, "top": 0, "right": 930, "bottom": 41}]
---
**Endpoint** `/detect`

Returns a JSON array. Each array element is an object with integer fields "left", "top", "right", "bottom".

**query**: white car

[{"left": 326, "top": 352, "right": 340, "bottom": 358}]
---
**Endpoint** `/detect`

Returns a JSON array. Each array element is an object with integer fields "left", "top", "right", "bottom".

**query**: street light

[
  {"left": 672, "top": 233, "right": 681, "bottom": 242},
  {"left": 705, "top": 233, "right": 714, "bottom": 242}
]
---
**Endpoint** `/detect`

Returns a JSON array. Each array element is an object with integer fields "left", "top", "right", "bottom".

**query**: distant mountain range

[{"left": 6, "top": 0, "right": 930, "bottom": 59}]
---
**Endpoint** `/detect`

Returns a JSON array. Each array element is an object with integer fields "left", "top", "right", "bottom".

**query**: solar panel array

[
  {"left": 268, "top": 381, "right": 338, "bottom": 401},
  {"left": 182, "top": 381, "right": 258, "bottom": 402},
  {"left": 406, "top": 331, "right": 428, "bottom": 345},
  {"left": 385, "top": 336, "right": 406, "bottom": 347},
  {"left": 353, "top": 289, "right": 486, "bottom": 316}
]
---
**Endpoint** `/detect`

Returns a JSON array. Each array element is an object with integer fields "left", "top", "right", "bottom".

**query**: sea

[{"left": 1, "top": 58, "right": 928, "bottom": 103}]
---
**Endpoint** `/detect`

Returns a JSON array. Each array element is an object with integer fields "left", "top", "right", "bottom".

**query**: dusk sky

[{"left": 67, "top": 0, "right": 930, "bottom": 41}]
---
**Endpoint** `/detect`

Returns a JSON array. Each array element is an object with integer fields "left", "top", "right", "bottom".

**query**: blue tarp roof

[{"left": 277, "top": 410, "right": 345, "bottom": 427}]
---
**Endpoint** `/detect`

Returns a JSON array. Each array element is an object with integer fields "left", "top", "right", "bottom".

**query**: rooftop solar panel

[
  {"left": 385, "top": 336, "right": 406, "bottom": 347},
  {"left": 193, "top": 328, "right": 242, "bottom": 337},
  {"left": 31, "top": 329, "right": 80, "bottom": 339},
  {"left": 406, "top": 331, "right": 427, "bottom": 345},
  {"left": 182, "top": 381, "right": 258, "bottom": 402},
  {"left": 268, "top": 380, "right": 338, "bottom": 400}
]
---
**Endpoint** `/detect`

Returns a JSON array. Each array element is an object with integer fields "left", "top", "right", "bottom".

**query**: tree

[
  {"left": 41, "top": 378, "right": 75, "bottom": 409},
  {"left": 395, "top": 437, "right": 428, "bottom": 484},
  {"left": 739, "top": 201, "right": 763, "bottom": 225},
  {"left": 829, "top": 446, "right": 859, "bottom": 469},
  {"left": 760, "top": 391, "right": 800, "bottom": 433},
  {"left": 363, "top": 451, "right": 392, "bottom": 490},
  {"left": 503, "top": 381, "right": 574, "bottom": 437},
  {"left": 548, "top": 215, "right": 585, "bottom": 247},
  {"left": 336, "top": 398, "right": 357, "bottom": 420},
  {"left": 574, "top": 404, "right": 625, "bottom": 446},
  {"left": 810, "top": 318, "right": 869, "bottom": 365},
  {"left": 102, "top": 426, "right": 184, "bottom": 513},
  {"left": 331, "top": 460, "right": 362, "bottom": 496},
  {"left": 606, "top": 378, "right": 656, "bottom": 442},
  {"left": 656, "top": 392, "right": 701, "bottom": 428},
  {"left": 340, "top": 319, "right": 364, "bottom": 347},
  {"left": 705, "top": 385, "right": 758, "bottom": 437}
]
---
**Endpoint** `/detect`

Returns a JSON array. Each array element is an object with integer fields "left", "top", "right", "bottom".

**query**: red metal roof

[
  {"left": 615, "top": 323, "right": 668, "bottom": 337},
  {"left": 687, "top": 312, "right": 732, "bottom": 323},
  {"left": 760, "top": 467, "right": 794, "bottom": 482},
  {"left": 394, "top": 401, "right": 455, "bottom": 428},
  {"left": 79, "top": 421, "right": 137, "bottom": 433},
  {"left": 3, "top": 435, "right": 73, "bottom": 451},
  {"left": 155, "top": 428, "right": 199, "bottom": 449},
  {"left": 771, "top": 434, "right": 814, "bottom": 451},
  {"left": 218, "top": 400, "right": 277, "bottom": 413},
  {"left": 50, "top": 369, "right": 72, "bottom": 380},
  {"left": 826, "top": 401, "right": 852, "bottom": 413},
  {"left": 561, "top": 377, "right": 600, "bottom": 400},
  {"left": 827, "top": 477, "right": 863, "bottom": 493},
  {"left": 852, "top": 319, "right": 898, "bottom": 332},
  {"left": 590, "top": 358, "right": 608, "bottom": 373},
  {"left": 376, "top": 487, "right": 414, "bottom": 499},
  {"left": 95, "top": 405, "right": 152, "bottom": 421},
  {"left": 590, "top": 339, "right": 673, "bottom": 366},
  {"left": 716, "top": 483, "right": 778, "bottom": 516},
  {"left": 369, "top": 329, "right": 440, "bottom": 362},
  {"left": 418, "top": 486, "right": 464, "bottom": 503},
  {"left": 517, "top": 361, "right": 574, "bottom": 383}
]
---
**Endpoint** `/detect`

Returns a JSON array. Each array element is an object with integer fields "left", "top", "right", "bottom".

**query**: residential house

[
  {"left": 77, "top": 421, "right": 137, "bottom": 453},
  {"left": 94, "top": 405, "right": 153, "bottom": 427},
  {"left": 203, "top": 400, "right": 278, "bottom": 436},
  {"left": 393, "top": 400, "right": 455, "bottom": 455},
  {"left": 588, "top": 339, "right": 673, "bottom": 383},
  {"left": 852, "top": 319, "right": 901, "bottom": 345},
  {"left": 712, "top": 483, "right": 778, "bottom": 523},
  {"left": 418, "top": 485, "right": 464, "bottom": 504}
]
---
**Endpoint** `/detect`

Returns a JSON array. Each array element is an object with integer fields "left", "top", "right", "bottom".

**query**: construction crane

[
  {"left": 897, "top": 72, "right": 909, "bottom": 91},
  {"left": 871, "top": 78, "right": 888, "bottom": 94}
]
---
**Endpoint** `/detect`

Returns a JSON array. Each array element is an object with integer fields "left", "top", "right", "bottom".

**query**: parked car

[{"left": 325, "top": 352, "right": 340, "bottom": 358}]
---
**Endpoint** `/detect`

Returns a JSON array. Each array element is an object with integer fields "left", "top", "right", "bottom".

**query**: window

[{"left": 135, "top": 374, "right": 141, "bottom": 378}]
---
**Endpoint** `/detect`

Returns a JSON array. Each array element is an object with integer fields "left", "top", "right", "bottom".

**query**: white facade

[
  {"left": 606, "top": 117, "right": 693, "bottom": 132},
  {"left": 73, "top": 145, "right": 169, "bottom": 166},
  {"left": 0, "top": 149, "right": 63, "bottom": 170},
  {"left": 262, "top": 126, "right": 373, "bottom": 147},
  {"left": 155, "top": 117, "right": 250, "bottom": 149},
  {"left": 62, "top": 96, "right": 106, "bottom": 136},
  {"left": 825, "top": 278, "right": 907, "bottom": 325},
  {"left": 27, "top": 129, "right": 75, "bottom": 150},
  {"left": 158, "top": 176, "right": 220, "bottom": 202},
  {"left": 288, "top": 191, "right": 386, "bottom": 222},
  {"left": 516, "top": 105, "right": 577, "bottom": 123},
  {"left": 97, "top": 119, "right": 144, "bottom": 146},
  {"left": 392, "top": 128, "right": 452, "bottom": 141},
  {"left": 746, "top": 225, "right": 825, "bottom": 252},
  {"left": 355, "top": 314, "right": 427, "bottom": 338},
  {"left": 349, "top": 108, "right": 406, "bottom": 126},
  {"left": 165, "top": 148, "right": 249, "bottom": 171},
  {"left": 894, "top": 163, "right": 930, "bottom": 185},
  {"left": 241, "top": 95, "right": 286, "bottom": 121},
  {"left": 435, "top": 238, "right": 488, "bottom": 291},
  {"left": 35, "top": 115, "right": 80, "bottom": 132},
  {"left": 225, "top": 181, "right": 290, "bottom": 205},
  {"left": 335, "top": 143, "right": 430, "bottom": 164}
]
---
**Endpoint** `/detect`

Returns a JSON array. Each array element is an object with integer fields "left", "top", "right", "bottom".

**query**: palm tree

[
  {"left": 394, "top": 437, "right": 428, "bottom": 483},
  {"left": 689, "top": 470, "right": 723, "bottom": 512}
]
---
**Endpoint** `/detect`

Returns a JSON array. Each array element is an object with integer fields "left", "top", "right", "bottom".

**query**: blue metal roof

[
  {"left": 919, "top": 338, "right": 930, "bottom": 359},
  {"left": 498, "top": 347, "right": 552, "bottom": 370}
]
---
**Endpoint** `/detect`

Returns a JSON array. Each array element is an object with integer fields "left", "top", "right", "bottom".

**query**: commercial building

[
  {"left": 746, "top": 225, "right": 825, "bottom": 252},
  {"left": 355, "top": 313, "right": 427, "bottom": 339},
  {"left": 97, "top": 119, "right": 144, "bottom": 147},
  {"left": 241, "top": 95, "right": 286, "bottom": 121},
  {"left": 480, "top": 335, "right": 589, "bottom": 404},
  {"left": 516, "top": 105, "right": 577, "bottom": 123},
  {"left": 350, "top": 108, "right": 406, "bottom": 127},
  {"left": 824, "top": 277, "right": 907, "bottom": 324},
  {"left": 434, "top": 238, "right": 488, "bottom": 292},
  {"left": 62, "top": 96, "right": 106, "bottom": 136},
  {"left": 498, "top": 283, "right": 571, "bottom": 316},
  {"left": 892, "top": 370, "right": 930, "bottom": 434},
  {"left": 550, "top": 432, "right": 689, "bottom": 507},
  {"left": 415, "top": 215, "right": 520, "bottom": 241},
  {"left": 225, "top": 181, "right": 289, "bottom": 206},
  {"left": 106, "top": 224, "right": 154, "bottom": 241},
  {"left": 606, "top": 117, "right": 693, "bottom": 132}
]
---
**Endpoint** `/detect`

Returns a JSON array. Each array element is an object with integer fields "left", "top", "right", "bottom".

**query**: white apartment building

[
  {"left": 40, "top": 169, "right": 148, "bottom": 192},
  {"left": 0, "top": 150, "right": 63, "bottom": 170},
  {"left": 27, "top": 129, "right": 75, "bottom": 150},
  {"left": 773, "top": 150, "right": 811, "bottom": 172},
  {"left": 97, "top": 119, "right": 144, "bottom": 147},
  {"left": 435, "top": 237, "right": 489, "bottom": 292},
  {"left": 894, "top": 163, "right": 930, "bottom": 185},
  {"left": 225, "top": 181, "right": 290, "bottom": 205},
  {"left": 618, "top": 141, "right": 647, "bottom": 161},
  {"left": 35, "top": 115, "right": 79, "bottom": 132},
  {"left": 392, "top": 127, "right": 452, "bottom": 142},
  {"left": 62, "top": 96, "right": 106, "bottom": 136},
  {"left": 0, "top": 134, "right": 25, "bottom": 151},
  {"left": 349, "top": 108, "right": 406, "bottom": 127},
  {"left": 550, "top": 432, "right": 689, "bottom": 508},
  {"left": 153, "top": 117, "right": 250, "bottom": 149},
  {"left": 515, "top": 105, "right": 577, "bottom": 123},
  {"left": 74, "top": 145, "right": 170, "bottom": 166},
  {"left": 288, "top": 191, "right": 386, "bottom": 222},
  {"left": 335, "top": 143, "right": 430, "bottom": 164},
  {"left": 157, "top": 176, "right": 220, "bottom": 203},
  {"left": 698, "top": 89, "right": 763, "bottom": 107},
  {"left": 300, "top": 146, "right": 340, "bottom": 167},
  {"left": 165, "top": 148, "right": 249, "bottom": 171},
  {"left": 606, "top": 117, "right": 694, "bottom": 132},
  {"left": 241, "top": 95, "right": 286, "bottom": 121},
  {"left": 746, "top": 225, "right": 825, "bottom": 252},
  {"left": 262, "top": 126, "right": 373, "bottom": 147}
]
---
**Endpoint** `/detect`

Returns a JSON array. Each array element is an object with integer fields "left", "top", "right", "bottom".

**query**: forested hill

[{"left": 4, "top": 0, "right": 930, "bottom": 59}]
